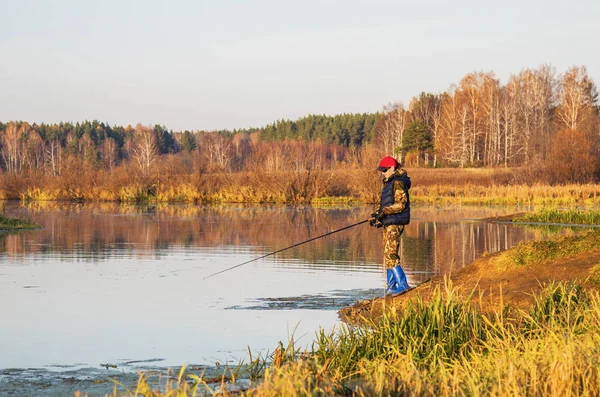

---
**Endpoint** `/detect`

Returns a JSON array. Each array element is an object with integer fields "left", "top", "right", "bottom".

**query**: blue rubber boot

[{"left": 385, "top": 265, "right": 411, "bottom": 296}]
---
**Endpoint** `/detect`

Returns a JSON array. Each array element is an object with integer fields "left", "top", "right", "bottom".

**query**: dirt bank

[{"left": 339, "top": 216, "right": 600, "bottom": 325}]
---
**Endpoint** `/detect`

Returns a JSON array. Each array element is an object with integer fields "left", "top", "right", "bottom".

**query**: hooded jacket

[{"left": 380, "top": 169, "right": 411, "bottom": 226}]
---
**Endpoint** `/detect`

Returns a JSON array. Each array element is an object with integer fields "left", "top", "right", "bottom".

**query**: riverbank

[
  {"left": 98, "top": 262, "right": 600, "bottom": 396},
  {"left": 340, "top": 227, "right": 600, "bottom": 325}
]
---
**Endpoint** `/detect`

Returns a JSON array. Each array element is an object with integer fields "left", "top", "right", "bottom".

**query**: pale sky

[{"left": 1, "top": 0, "right": 598, "bottom": 131}]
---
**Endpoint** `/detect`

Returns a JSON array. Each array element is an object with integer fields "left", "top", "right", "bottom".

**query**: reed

[
  {"left": 311, "top": 281, "right": 488, "bottom": 377},
  {"left": 412, "top": 183, "right": 600, "bottom": 206},
  {"left": 4, "top": 166, "right": 600, "bottom": 205}
]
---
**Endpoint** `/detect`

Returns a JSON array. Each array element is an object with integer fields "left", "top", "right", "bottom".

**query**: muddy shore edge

[{"left": 339, "top": 214, "right": 600, "bottom": 325}]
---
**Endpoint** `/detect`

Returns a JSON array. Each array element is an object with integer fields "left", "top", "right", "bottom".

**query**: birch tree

[
  {"left": 510, "top": 65, "right": 556, "bottom": 164},
  {"left": 375, "top": 102, "right": 411, "bottom": 159},
  {"left": 555, "top": 65, "right": 598, "bottom": 135},
  {"left": 198, "top": 132, "right": 232, "bottom": 170},
  {"left": 499, "top": 81, "right": 520, "bottom": 167},
  {"left": 132, "top": 123, "right": 158, "bottom": 172},
  {"left": 0, "top": 122, "right": 26, "bottom": 173},
  {"left": 24, "top": 129, "right": 45, "bottom": 171}
]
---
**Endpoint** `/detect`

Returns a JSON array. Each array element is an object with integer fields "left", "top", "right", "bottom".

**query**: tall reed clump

[
  {"left": 247, "top": 282, "right": 600, "bottom": 397},
  {"left": 93, "top": 281, "right": 600, "bottom": 396},
  {"left": 311, "top": 282, "right": 487, "bottom": 378}
]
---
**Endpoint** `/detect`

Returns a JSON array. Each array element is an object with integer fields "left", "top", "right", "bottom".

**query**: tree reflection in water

[{"left": 0, "top": 202, "right": 558, "bottom": 283}]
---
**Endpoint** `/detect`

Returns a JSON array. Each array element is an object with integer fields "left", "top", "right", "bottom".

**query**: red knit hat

[{"left": 376, "top": 156, "right": 399, "bottom": 171}]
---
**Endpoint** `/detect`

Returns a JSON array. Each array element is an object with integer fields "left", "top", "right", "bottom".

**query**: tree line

[
  {"left": 378, "top": 65, "right": 599, "bottom": 183},
  {"left": 0, "top": 64, "right": 598, "bottom": 187},
  {"left": 0, "top": 113, "right": 377, "bottom": 176}
]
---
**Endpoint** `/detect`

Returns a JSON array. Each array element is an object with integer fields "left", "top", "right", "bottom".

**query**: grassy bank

[
  {"left": 91, "top": 281, "right": 600, "bottom": 396},
  {"left": 501, "top": 229, "right": 600, "bottom": 268},
  {"left": 513, "top": 208, "right": 600, "bottom": 225}
]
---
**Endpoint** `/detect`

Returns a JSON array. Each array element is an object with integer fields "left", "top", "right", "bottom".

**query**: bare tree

[
  {"left": 0, "top": 122, "right": 26, "bottom": 173},
  {"left": 375, "top": 102, "right": 411, "bottom": 160},
  {"left": 45, "top": 133, "right": 63, "bottom": 177},
  {"left": 499, "top": 81, "right": 521, "bottom": 167},
  {"left": 456, "top": 72, "right": 488, "bottom": 165},
  {"left": 24, "top": 128, "right": 45, "bottom": 171},
  {"left": 480, "top": 73, "right": 502, "bottom": 166},
  {"left": 131, "top": 123, "right": 158, "bottom": 172},
  {"left": 438, "top": 87, "right": 470, "bottom": 167},
  {"left": 197, "top": 132, "right": 232, "bottom": 170},
  {"left": 510, "top": 65, "right": 557, "bottom": 164},
  {"left": 556, "top": 65, "right": 598, "bottom": 134},
  {"left": 102, "top": 137, "right": 119, "bottom": 172}
]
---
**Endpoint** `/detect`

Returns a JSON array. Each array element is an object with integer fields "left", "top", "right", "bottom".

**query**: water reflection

[{"left": 1, "top": 203, "right": 560, "bottom": 281}]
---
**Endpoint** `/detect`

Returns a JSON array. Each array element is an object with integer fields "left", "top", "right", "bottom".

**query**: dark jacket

[{"left": 380, "top": 172, "right": 411, "bottom": 226}]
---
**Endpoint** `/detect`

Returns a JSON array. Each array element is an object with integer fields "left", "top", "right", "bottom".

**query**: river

[{"left": 0, "top": 202, "right": 551, "bottom": 396}]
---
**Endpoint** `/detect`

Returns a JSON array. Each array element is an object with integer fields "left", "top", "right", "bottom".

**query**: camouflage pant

[{"left": 383, "top": 224, "right": 405, "bottom": 269}]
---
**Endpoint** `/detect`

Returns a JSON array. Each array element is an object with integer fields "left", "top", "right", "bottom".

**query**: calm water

[{"left": 0, "top": 202, "right": 556, "bottom": 394}]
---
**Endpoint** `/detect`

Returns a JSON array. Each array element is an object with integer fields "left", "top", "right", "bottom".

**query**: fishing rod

[{"left": 203, "top": 219, "right": 370, "bottom": 280}]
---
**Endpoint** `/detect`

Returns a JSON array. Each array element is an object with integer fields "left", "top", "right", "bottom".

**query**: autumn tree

[
  {"left": 455, "top": 72, "right": 488, "bottom": 165},
  {"left": 101, "top": 137, "right": 119, "bottom": 172},
  {"left": 131, "top": 123, "right": 158, "bottom": 172},
  {"left": 375, "top": 103, "right": 411, "bottom": 160},
  {"left": 231, "top": 132, "right": 251, "bottom": 170},
  {"left": 510, "top": 65, "right": 557, "bottom": 165},
  {"left": 479, "top": 73, "right": 502, "bottom": 166},
  {"left": 23, "top": 128, "right": 45, "bottom": 171},
  {"left": 45, "top": 126, "right": 66, "bottom": 176},
  {"left": 197, "top": 132, "right": 232, "bottom": 170},
  {"left": 0, "top": 122, "right": 27, "bottom": 173},
  {"left": 499, "top": 81, "right": 519, "bottom": 167},
  {"left": 438, "top": 87, "right": 470, "bottom": 166},
  {"left": 555, "top": 66, "right": 599, "bottom": 138}
]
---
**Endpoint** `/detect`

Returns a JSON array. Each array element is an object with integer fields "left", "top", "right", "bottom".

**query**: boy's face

[{"left": 382, "top": 167, "right": 395, "bottom": 180}]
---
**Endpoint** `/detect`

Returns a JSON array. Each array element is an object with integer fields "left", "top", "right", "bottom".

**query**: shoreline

[{"left": 339, "top": 213, "right": 600, "bottom": 325}]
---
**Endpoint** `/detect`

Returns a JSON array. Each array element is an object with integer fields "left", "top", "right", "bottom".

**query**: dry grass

[{"left": 3, "top": 165, "right": 600, "bottom": 205}]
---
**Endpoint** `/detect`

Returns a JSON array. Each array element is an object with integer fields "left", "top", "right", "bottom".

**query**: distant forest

[
  {"left": 0, "top": 64, "right": 598, "bottom": 202},
  {"left": 0, "top": 112, "right": 379, "bottom": 174}
]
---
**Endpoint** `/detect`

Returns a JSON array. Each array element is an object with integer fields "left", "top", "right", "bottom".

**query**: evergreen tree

[
  {"left": 154, "top": 124, "right": 176, "bottom": 154},
  {"left": 402, "top": 119, "right": 433, "bottom": 161},
  {"left": 181, "top": 130, "right": 197, "bottom": 153}
]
